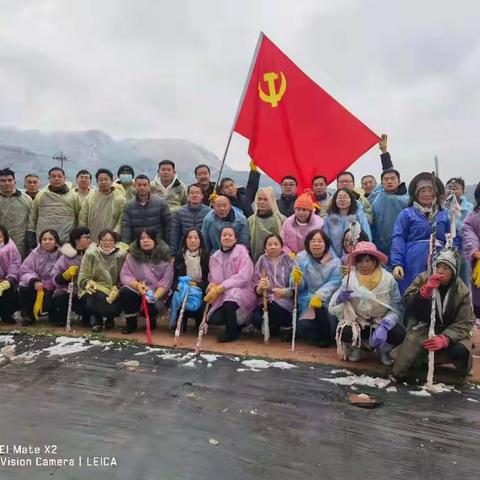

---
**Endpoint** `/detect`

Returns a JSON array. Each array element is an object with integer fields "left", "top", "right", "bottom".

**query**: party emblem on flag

[{"left": 258, "top": 71, "right": 286, "bottom": 108}]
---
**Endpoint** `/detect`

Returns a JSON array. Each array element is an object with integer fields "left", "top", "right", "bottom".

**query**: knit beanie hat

[
  {"left": 294, "top": 192, "right": 315, "bottom": 211},
  {"left": 435, "top": 248, "right": 459, "bottom": 277}
]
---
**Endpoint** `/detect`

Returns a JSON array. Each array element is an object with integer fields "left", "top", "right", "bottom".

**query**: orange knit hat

[{"left": 294, "top": 192, "right": 315, "bottom": 211}]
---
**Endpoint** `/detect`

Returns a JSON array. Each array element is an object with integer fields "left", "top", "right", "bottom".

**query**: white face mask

[{"left": 99, "top": 246, "right": 115, "bottom": 255}]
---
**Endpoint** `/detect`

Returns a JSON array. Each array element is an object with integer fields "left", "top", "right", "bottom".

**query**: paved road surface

[{"left": 0, "top": 335, "right": 479, "bottom": 480}]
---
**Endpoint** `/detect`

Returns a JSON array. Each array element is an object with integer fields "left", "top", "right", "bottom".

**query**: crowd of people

[{"left": 0, "top": 134, "right": 479, "bottom": 380}]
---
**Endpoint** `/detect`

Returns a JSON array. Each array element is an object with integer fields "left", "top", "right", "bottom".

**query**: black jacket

[{"left": 172, "top": 249, "right": 210, "bottom": 293}]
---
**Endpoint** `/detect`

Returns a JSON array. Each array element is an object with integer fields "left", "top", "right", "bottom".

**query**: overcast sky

[{"left": 0, "top": 0, "right": 479, "bottom": 184}]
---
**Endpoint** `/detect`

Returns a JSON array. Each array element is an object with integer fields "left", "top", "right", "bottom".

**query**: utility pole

[{"left": 52, "top": 151, "right": 68, "bottom": 170}]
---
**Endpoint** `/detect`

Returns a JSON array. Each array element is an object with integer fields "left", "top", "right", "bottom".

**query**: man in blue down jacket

[
  {"left": 170, "top": 184, "right": 211, "bottom": 254},
  {"left": 121, "top": 175, "right": 171, "bottom": 245}
]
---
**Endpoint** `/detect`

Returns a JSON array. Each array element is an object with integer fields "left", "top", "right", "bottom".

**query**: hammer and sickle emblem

[{"left": 258, "top": 71, "right": 287, "bottom": 108}]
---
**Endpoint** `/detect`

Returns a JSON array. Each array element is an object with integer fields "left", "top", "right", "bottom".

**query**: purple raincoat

[
  {"left": 51, "top": 243, "right": 84, "bottom": 295},
  {"left": 0, "top": 240, "right": 22, "bottom": 283},
  {"left": 19, "top": 246, "right": 60, "bottom": 291},
  {"left": 208, "top": 244, "right": 257, "bottom": 324},
  {"left": 253, "top": 253, "right": 294, "bottom": 312},
  {"left": 280, "top": 214, "right": 324, "bottom": 254},
  {"left": 462, "top": 210, "right": 480, "bottom": 308},
  {"left": 120, "top": 255, "right": 174, "bottom": 293}
]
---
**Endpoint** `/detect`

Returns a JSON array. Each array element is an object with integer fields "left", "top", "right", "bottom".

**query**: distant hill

[{"left": 0, "top": 127, "right": 274, "bottom": 189}]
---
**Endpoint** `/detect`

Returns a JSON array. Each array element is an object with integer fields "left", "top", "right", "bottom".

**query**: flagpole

[{"left": 214, "top": 31, "right": 265, "bottom": 191}]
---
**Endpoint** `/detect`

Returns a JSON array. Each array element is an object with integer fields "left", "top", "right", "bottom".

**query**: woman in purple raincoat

[
  {"left": 204, "top": 226, "right": 256, "bottom": 342},
  {"left": 252, "top": 234, "right": 294, "bottom": 339},
  {"left": 18, "top": 229, "right": 60, "bottom": 325},
  {"left": 462, "top": 182, "right": 480, "bottom": 318},
  {"left": 119, "top": 229, "right": 173, "bottom": 334},
  {"left": 51, "top": 226, "right": 92, "bottom": 326},
  {"left": 0, "top": 225, "right": 22, "bottom": 324}
]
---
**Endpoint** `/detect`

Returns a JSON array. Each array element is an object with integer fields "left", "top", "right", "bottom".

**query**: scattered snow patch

[
  {"left": 43, "top": 337, "right": 92, "bottom": 357},
  {"left": 466, "top": 398, "right": 479, "bottom": 403},
  {"left": 386, "top": 386, "right": 398, "bottom": 393},
  {"left": 409, "top": 389, "right": 432, "bottom": 397},
  {"left": 0, "top": 335, "right": 14, "bottom": 345},
  {"left": 241, "top": 359, "right": 297, "bottom": 371},
  {"left": 319, "top": 374, "right": 391, "bottom": 389}
]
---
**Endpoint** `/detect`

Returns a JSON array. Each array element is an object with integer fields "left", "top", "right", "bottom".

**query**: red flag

[{"left": 234, "top": 34, "right": 380, "bottom": 192}]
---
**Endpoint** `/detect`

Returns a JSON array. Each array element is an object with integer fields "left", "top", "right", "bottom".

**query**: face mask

[{"left": 119, "top": 174, "right": 133, "bottom": 184}]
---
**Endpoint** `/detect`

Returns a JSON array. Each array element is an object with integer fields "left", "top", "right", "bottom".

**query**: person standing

[
  {"left": 462, "top": 182, "right": 480, "bottom": 318},
  {"left": 23, "top": 174, "right": 40, "bottom": 201},
  {"left": 390, "top": 172, "right": 458, "bottom": 294},
  {"left": 217, "top": 161, "right": 260, "bottom": 218},
  {"left": 194, "top": 164, "right": 216, "bottom": 205},
  {"left": 150, "top": 160, "right": 187, "bottom": 213},
  {"left": 170, "top": 184, "right": 211, "bottom": 255},
  {"left": 248, "top": 187, "right": 285, "bottom": 262},
  {"left": 121, "top": 175, "right": 171, "bottom": 245},
  {"left": 202, "top": 196, "right": 249, "bottom": 252},
  {"left": 0, "top": 168, "right": 33, "bottom": 258},
  {"left": 74, "top": 169, "right": 93, "bottom": 204},
  {"left": 79, "top": 168, "right": 126, "bottom": 242},
  {"left": 276, "top": 176, "right": 298, "bottom": 218},
  {"left": 312, "top": 175, "right": 331, "bottom": 217},
  {"left": 27, "top": 167, "right": 80, "bottom": 247},
  {"left": 116, "top": 165, "right": 136, "bottom": 201}
]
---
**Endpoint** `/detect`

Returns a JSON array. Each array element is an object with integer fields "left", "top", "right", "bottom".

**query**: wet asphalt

[{"left": 0, "top": 334, "right": 479, "bottom": 480}]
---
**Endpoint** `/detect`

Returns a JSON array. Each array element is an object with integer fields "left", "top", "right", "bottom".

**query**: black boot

[
  {"left": 217, "top": 317, "right": 239, "bottom": 343},
  {"left": 104, "top": 316, "right": 115, "bottom": 330},
  {"left": 122, "top": 315, "right": 137, "bottom": 334},
  {"left": 92, "top": 316, "right": 103, "bottom": 332}
]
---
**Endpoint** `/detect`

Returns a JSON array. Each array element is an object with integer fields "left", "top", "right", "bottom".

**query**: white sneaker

[{"left": 348, "top": 347, "right": 361, "bottom": 362}]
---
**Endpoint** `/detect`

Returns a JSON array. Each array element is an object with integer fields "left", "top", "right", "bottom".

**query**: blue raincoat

[
  {"left": 323, "top": 211, "right": 371, "bottom": 259},
  {"left": 169, "top": 275, "right": 203, "bottom": 328},
  {"left": 371, "top": 188, "right": 409, "bottom": 260},
  {"left": 291, "top": 250, "right": 342, "bottom": 318},
  {"left": 390, "top": 206, "right": 459, "bottom": 293}
]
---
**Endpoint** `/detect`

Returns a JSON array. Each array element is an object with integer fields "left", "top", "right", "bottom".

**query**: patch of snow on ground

[
  {"left": 43, "top": 337, "right": 92, "bottom": 357},
  {"left": 386, "top": 386, "right": 398, "bottom": 393},
  {"left": 0, "top": 335, "right": 14, "bottom": 345},
  {"left": 467, "top": 398, "right": 479, "bottom": 403},
  {"left": 201, "top": 354, "right": 219, "bottom": 363},
  {"left": 241, "top": 359, "right": 296, "bottom": 371},
  {"left": 319, "top": 374, "right": 391, "bottom": 389},
  {"left": 330, "top": 369, "right": 353, "bottom": 375},
  {"left": 409, "top": 389, "right": 432, "bottom": 397}
]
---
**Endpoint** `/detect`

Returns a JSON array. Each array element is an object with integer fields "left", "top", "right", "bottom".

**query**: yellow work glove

[
  {"left": 249, "top": 160, "right": 258, "bottom": 172},
  {"left": 288, "top": 251, "right": 297, "bottom": 260},
  {"left": 189, "top": 281, "right": 198, "bottom": 287},
  {"left": 392, "top": 266, "right": 404, "bottom": 281},
  {"left": 106, "top": 286, "right": 119, "bottom": 304},
  {"left": 309, "top": 294, "right": 323, "bottom": 309},
  {"left": 84, "top": 280, "right": 97, "bottom": 294},
  {"left": 33, "top": 289, "right": 45, "bottom": 321},
  {"left": 204, "top": 285, "right": 225, "bottom": 304},
  {"left": 209, "top": 191, "right": 219, "bottom": 203},
  {"left": 62, "top": 265, "right": 79, "bottom": 281},
  {"left": 292, "top": 266, "right": 303, "bottom": 286},
  {"left": 0, "top": 280, "right": 11, "bottom": 297},
  {"left": 472, "top": 260, "right": 480, "bottom": 288}
]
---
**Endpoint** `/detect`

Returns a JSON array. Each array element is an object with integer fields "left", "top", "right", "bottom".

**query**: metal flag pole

[{"left": 213, "top": 32, "right": 265, "bottom": 191}]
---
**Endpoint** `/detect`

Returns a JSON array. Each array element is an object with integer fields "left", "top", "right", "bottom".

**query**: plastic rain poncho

[
  {"left": 79, "top": 188, "right": 126, "bottom": 242},
  {"left": 248, "top": 187, "right": 285, "bottom": 262}
]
